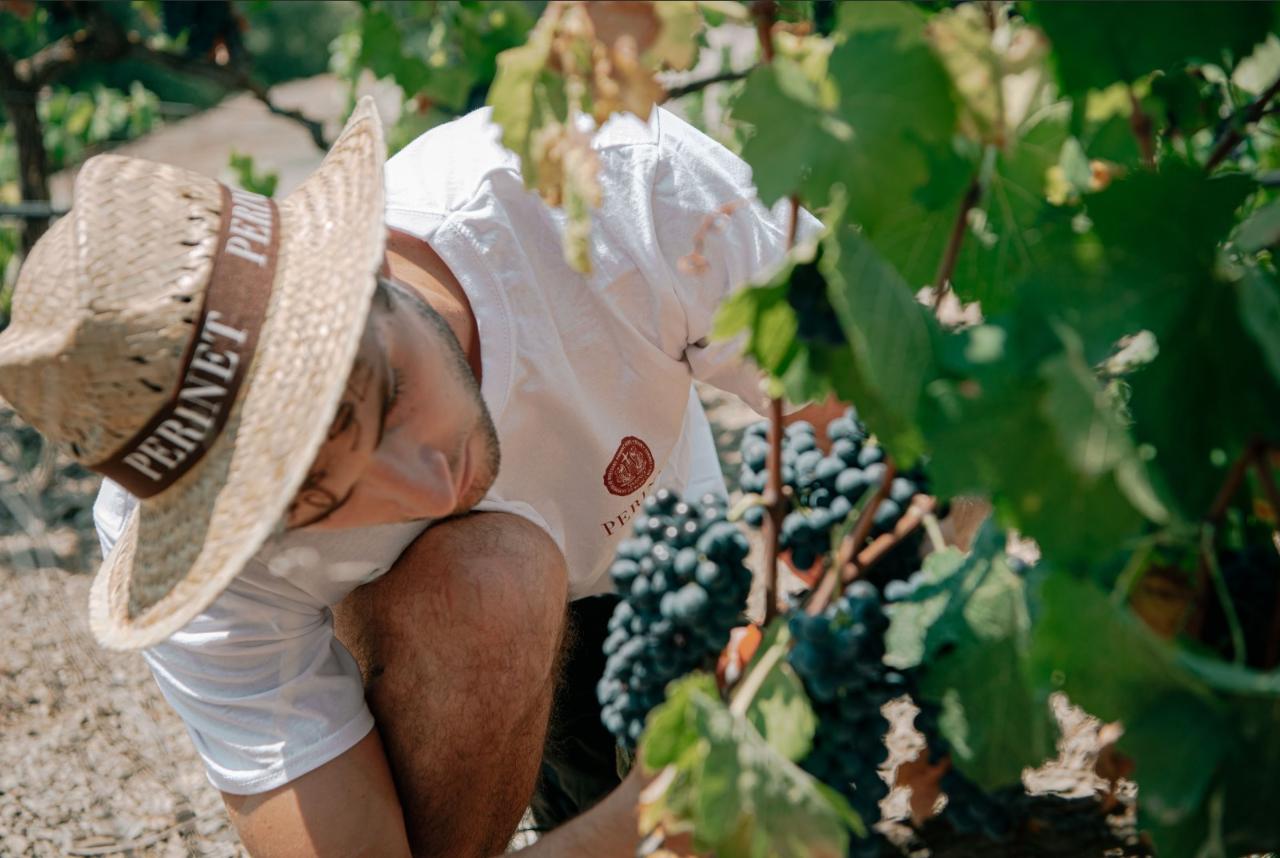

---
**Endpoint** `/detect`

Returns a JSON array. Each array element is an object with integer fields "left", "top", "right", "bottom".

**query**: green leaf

[
  {"left": 712, "top": 280, "right": 800, "bottom": 377},
  {"left": 358, "top": 8, "right": 406, "bottom": 82},
  {"left": 1120, "top": 692, "right": 1229, "bottom": 824},
  {"left": 1039, "top": 327, "right": 1166, "bottom": 521},
  {"left": 923, "top": 347, "right": 1147, "bottom": 568},
  {"left": 1149, "top": 68, "right": 1220, "bottom": 138},
  {"left": 1032, "top": 164, "right": 1254, "bottom": 364},
  {"left": 1218, "top": 694, "right": 1280, "bottom": 854},
  {"left": 487, "top": 11, "right": 563, "bottom": 186},
  {"left": 640, "top": 675, "right": 853, "bottom": 858},
  {"left": 885, "top": 547, "right": 968, "bottom": 670},
  {"left": 732, "top": 60, "right": 851, "bottom": 209},
  {"left": 1031, "top": 2, "right": 1276, "bottom": 96},
  {"left": 826, "top": 2, "right": 961, "bottom": 286},
  {"left": 824, "top": 220, "right": 935, "bottom": 461},
  {"left": 952, "top": 105, "right": 1071, "bottom": 312},
  {"left": 740, "top": 621, "right": 817, "bottom": 763},
  {"left": 908, "top": 526, "right": 1057, "bottom": 787},
  {"left": 1126, "top": 279, "right": 1280, "bottom": 518},
  {"left": 1239, "top": 268, "right": 1280, "bottom": 386},
  {"left": 1235, "top": 198, "right": 1280, "bottom": 252},
  {"left": 1029, "top": 574, "right": 1214, "bottom": 724}
]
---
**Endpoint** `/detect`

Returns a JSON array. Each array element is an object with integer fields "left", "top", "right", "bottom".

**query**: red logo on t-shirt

[{"left": 604, "top": 436, "right": 655, "bottom": 496}]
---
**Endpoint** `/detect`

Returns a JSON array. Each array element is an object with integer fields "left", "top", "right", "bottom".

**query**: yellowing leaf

[{"left": 925, "top": 4, "right": 1051, "bottom": 148}]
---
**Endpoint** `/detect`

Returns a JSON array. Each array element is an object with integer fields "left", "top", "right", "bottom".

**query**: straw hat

[{"left": 0, "top": 96, "right": 387, "bottom": 650}]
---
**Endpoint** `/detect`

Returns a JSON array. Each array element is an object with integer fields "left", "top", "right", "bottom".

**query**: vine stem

[
  {"left": 1189, "top": 440, "right": 1263, "bottom": 637},
  {"left": 752, "top": 0, "right": 778, "bottom": 64},
  {"left": 1253, "top": 450, "right": 1280, "bottom": 667},
  {"left": 1127, "top": 85, "right": 1156, "bottom": 169},
  {"left": 1205, "top": 73, "right": 1280, "bottom": 171},
  {"left": 846, "top": 494, "right": 937, "bottom": 583},
  {"left": 930, "top": 177, "right": 981, "bottom": 311},
  {"left": 1254, "top": 449, "right": 1280, "bottom": 531},
  {"left": 663, "top": 66, "right": 755, "bottom": 101},
  {"left": 1202, "top": 525, "right": 1247, "bottom": 666},
  {"left": 805, "top": 460, "right": 898, "bottom": 616},
  {"left": 1208, "top": 441, "right": 1262, "bottom": 523},
  {"left": 761, "top": 196, "right": 803, "bottom": 625},
  {"left": 762, "top": 396, "right": 786, "bottom": 625}
]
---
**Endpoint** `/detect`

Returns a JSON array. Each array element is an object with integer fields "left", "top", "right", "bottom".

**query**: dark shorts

[{"left": 529, "top": 593, "right": 622, "bottom": 831}]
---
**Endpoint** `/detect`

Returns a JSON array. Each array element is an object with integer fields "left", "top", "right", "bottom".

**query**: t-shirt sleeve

[
  {"left": 92, "top": 479, "right": 375, "bottom": 795},
  {"left": 647, "top": 108, "right": 823, "bottom": 415}
]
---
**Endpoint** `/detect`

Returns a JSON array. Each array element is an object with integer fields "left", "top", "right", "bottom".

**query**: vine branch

[
  {"left": 1128, "top": 85, "right": 1156, "bottom": 169},
  {"left": 1205, "top": 73, "right": 1280, "bottom": 171},
  {"left": 1208, "top": 441, "right": 1262, "bottom": 524},
  {"left": 663, "top": 66, "right": 755, "bottom": 101},
  {"left": 1254, "top": 450, "right": 1280, "bottom": 531},
  {"left": 761, "top": 196, "right": 804, "bottom": 624},
  {"left": 11, "top": 5, "right": 328, "bottom": 149},
  {"left": 806, "top": 459, "right": 899, "bottom": 616},
  {"left": 930, "top": 177, "right": 981, "bottom": 311},
  {"left": 752, "top": 0, "right": 778, "bottom": 64},
  {"left": 762, "top": 396, "right": 786, "bottom": 625}
]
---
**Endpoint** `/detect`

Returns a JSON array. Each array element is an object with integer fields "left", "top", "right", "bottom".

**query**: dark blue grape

[{"left": 598, "top": 494, "right": 752, "bottom": 750}]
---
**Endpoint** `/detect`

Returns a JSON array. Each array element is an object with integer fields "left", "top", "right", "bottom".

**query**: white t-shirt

[{"left": 93, "top": 105, "right": 820, "bottom": 794}]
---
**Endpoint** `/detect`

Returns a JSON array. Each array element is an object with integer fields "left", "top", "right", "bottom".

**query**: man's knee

[
  {"left": 335, "top": 511, "right": 568, "bottom": 706},
  {"left": 332, "top": 512, "right": 570, "bottom": 856}
]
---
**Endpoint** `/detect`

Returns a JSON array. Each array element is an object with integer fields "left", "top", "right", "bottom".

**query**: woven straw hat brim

[{"left": 88, "top": 96, "right": 387, "bottom": 650}]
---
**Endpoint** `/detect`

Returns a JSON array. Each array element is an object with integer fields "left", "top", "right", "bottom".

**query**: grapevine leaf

[
  {"left": 823, "top": 220, "right": 935, "bottom": 462},
  {"left": 1029, "top": 574, "right": 1214, "bottom": 724},
  {"left": 1217, "top": 694, "right": 1280, "bottom": 854},
  {"left": 1039, "top": 327, "right": 1167, "bottom": 521},
  {"left": 1149, "top": 67, "right": 1220, "bottom": 138},
  {"left": 488, "top": 8, "right": 562, "bottom": 183},
  {"left": 1119, "top": 692, "right": 1228, "bottom": 824},
  {"left": 640, "top": 675, "right": 852, "bottom": 858},
  {"left": 826, "top": 2, "right": 961, "bottom": 288},
  {"left": 712, "top": 281, "right": 800, "bottom": 377},
  {"left": 923, "top": 345, "right": 1146, "bottom": 569},
  {"left": 1031, "top": 164, "right": 1254, "bottom": 365},
  {"left": 731, "top": 60, "right": 850, "bottom": 209},
  {"left": 951, "top": 105, "right": 1072, "bottom": 313},
  {"left": 741, "top": 621, "right": 817, "bottom": 763},
  {"left": 924, "top": 4, "right": 1051, "bottom": 148},
  {"left": 909, "top": 526, "right": 1057, "bottom": 787},
  {"left": 1239, "top": 268, "right": 1280, "bottom": 388},
  {"left": 1030, "top": 2, "right": 1276, "bottom": 96},
  {"left": 884, "top": 548, "right": 967, "bottom": 670},
  {"left": 921, "top": 635, "right": 1054, "bottom": 788},
  {"left": 1126, "top": 280, "right": 1280, "bottom": 518},
  {"left": 1235, "top": 198, "right": 1280, "bottom": 252},
  {"left": 870, "top": 140, "right": 975, "bottom": 292}
]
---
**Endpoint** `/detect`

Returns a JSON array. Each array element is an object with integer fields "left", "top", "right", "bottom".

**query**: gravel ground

[{"left": 0, "top": 392, "right": 1133, "bottom": 857}]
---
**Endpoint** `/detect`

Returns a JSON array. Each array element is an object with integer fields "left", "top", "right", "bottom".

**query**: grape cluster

[
  {"left": 789, "top": 581, "right": 903, "bottom": 857},
  {"left": 738, "top": 410, "right": 927, "bottom": 584},
  {"left": 597, "top": 490, "right": 754, "bottom": 749},
  {"left": 785, "top": 249, "right": 846, "bottom": 346}
]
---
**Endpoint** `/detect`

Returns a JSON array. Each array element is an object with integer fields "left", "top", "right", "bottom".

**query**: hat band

[{"left": 91, "top": 184, "right": 281, "bottom": 498}]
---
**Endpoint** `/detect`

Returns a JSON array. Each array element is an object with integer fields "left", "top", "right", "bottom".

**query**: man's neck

[{"left": 383, "top": 227, "right": 483, "bottom": 383}]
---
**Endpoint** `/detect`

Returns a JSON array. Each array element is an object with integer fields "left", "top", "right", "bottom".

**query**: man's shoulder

[
  {"left": 384, "top": 107, "right": 718, "bottom": 220},
  {"left": 384, "top": 108, "right": 520, "bottom": 218}
]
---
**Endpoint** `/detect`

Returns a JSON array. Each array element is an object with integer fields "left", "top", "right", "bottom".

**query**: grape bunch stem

[{"left": 806, "top": 458, "right": 896, "bottom": 616}]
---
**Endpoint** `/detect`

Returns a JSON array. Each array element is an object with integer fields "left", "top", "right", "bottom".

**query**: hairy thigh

[{"left": 333, "top": 511, "right": 568, "bottom": 856}]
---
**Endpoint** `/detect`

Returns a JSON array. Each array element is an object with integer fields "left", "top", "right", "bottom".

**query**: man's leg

[{"left": 333, "top": 511, "right": 568, "bottom": 857}]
